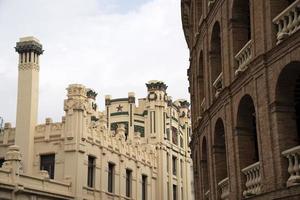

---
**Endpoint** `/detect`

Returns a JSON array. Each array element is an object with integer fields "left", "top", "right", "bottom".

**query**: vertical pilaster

[{"left": 15, "top": 36, "right": 43, "bottom": 174}]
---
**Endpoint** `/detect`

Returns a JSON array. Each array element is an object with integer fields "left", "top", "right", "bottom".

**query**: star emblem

[{"left": 116, "top": 104, "right": 123, "bottom": 112}]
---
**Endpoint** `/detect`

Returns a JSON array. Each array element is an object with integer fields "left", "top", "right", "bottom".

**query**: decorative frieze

[{"left": 18, "top": 63, "right": 39, "bottom": 71}]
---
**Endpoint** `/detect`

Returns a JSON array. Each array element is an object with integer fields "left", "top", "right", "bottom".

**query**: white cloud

[{"left": 0, "top": 0, "right": 189, "bottom": 125}]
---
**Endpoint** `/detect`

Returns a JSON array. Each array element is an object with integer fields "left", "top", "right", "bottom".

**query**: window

[
  {"left": 172, "top": 156, "right": 177, "bottom": 176},
  {"left": 166, "top": 128, "right": 170, "bottom": 140},
  {"left": 0, "top": 158, "right": 4, "bottom": 167},
  {"left": 180, "top": 136, "right": 183, "bottom": 148},
  {"left": 87, "top": 156, "right": 95, "bottom": 187},
  {"left": 126, "top": 169, "right": 132, "bottom": 197},
  {"left": 172, "top": 126, "right": 178, "bottom": 145},
  {"left": 181, "top": 187, "right": 183, "bottom": 200},
  {"left": 167, "top": 182, "right": 170, "bottom": 200},
  {"left": 173, "top": 184, "right": 177, "bottom": 200},
  {"left": 166, "top": 152, "right": 169, "bottom": 172},
  {"left": 40, "top": 154, "right": 55, "bottom": 179},
  {"left": 180, "top": 159, "right": 183, "bottom": 177},
  {"left": 108, "top": 163, "right": 115, "bottom": 193},
  {"left": 142, "top": 175, "right": 147, "bottom": 200}
]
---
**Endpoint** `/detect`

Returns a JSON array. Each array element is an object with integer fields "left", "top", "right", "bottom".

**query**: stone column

[{"left": 15, "top": 36, "right": 43, "bottom": 174}]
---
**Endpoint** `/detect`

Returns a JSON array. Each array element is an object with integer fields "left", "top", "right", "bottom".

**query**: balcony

[
  {"left": 235, "top": 40, "right": 253, "bottom": 76},
  {"left": 282, "top": 145, "right": 300, "bottom": 187},
  {"left": 241, "top": 162, "right": 261, "bottom": 197},
  {"left": 218, "top": 177, "right": 229, "bottom": 200},
  {"left": 213, "top": 72, "right": 223, "bottom": 98},
  {"left": 204, "top": 190, "right": 210, "bottom": 200},
  {"left": 273, "top": 0, "right": 300, "bottom": 44}
]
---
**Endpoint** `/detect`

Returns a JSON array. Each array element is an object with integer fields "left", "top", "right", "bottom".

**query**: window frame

[{"left": 40, "top": 153, "right": 55, "bottom": 179}]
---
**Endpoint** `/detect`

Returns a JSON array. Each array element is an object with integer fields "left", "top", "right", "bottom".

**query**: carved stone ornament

[
  {"left": 19, "top": 63, "right": 39, "bottom": 71},
  {"left": 147, "top": 92, "right": 157, "bottom": 101},
  {"left": 64, "top": 99, "right": 88, "bottom": 112}
]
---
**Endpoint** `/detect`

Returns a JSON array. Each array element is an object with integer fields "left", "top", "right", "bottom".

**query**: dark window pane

[
  {"left": 87, "top": 156, "right": 95, "bottom": 187},
  {"left": 173, "top": 184, "right": 177, "bottom": 200},
  {"left": 142, "top": 175, "right": 147, "bottom": 200},
  {"left": 108, "top": 163, "right": 115, "bottom": 193},
  {"left": 40, "top": 154, "right": 55, "bottom": 179},
  {"left": 0, "top": 158, "right": 5, "bottom": 167},
  {"left": 126, "top": 169, "right": 132, "bottom": 197},
  {"left": 172, "top": 156, "right": 177, "bottom": 175}
]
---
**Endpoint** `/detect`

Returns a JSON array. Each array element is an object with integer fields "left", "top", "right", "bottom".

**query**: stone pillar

[
  {"left": 14, "top": 37, "right": 43, "bottom": 174},
  {"left": 3, "top": 145, "right": 22, "bottom": 182}
]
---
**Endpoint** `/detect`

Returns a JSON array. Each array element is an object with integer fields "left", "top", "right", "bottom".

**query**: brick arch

[
  {"left": 231, "top": 0, "right": 251, "bottom": 56},
  {"left": 197, "top": 51, "right": 205, "bottom": 114},
  {"left": 200, "top": 136, "right": 209, "bottom": 195},
  {"left": 213, "top": 118, "right": 228, "bottom": 184},
  {"left": 209, "top": 21, "right": 222, "bottom": 83},
  {"left": 273, "top": 61, "right": 300, "bottom": 187},
  {"left": 235, "top": 94, "right": 260, "bottom": 195},
  {"left": 236, "top": 94, "right": 259, "bottom": 168},
  {"left": 275, "top": 61, "right": 300, "bottom": 149}
]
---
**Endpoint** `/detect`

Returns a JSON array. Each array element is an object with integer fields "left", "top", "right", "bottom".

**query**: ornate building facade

[
  {"left": 0, "top": 37, "right": 193, "bottom": 200},
  {"left": 181, "top": 0, "right": 300, "bottom": 199}
]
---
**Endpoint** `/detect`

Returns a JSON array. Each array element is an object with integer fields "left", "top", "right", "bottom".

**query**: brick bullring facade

[{"left": 181, "top": 0, "right": 300, "bottom": 199}]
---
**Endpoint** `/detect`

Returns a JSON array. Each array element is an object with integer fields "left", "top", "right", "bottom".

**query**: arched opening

[
  {"left": 275, "top": 61, "right": 300, "bottom": 149},
  {"left": 210, "top": 22, "right": 222, "bottom": 96},
  {"left": 193, "top": 149, "right": 200, "bottom": 199},
  {"left": 214, "top": 118, "right": 228, "bottom": 184},
  {"left": 236, "top": 95, "right": 259, "bottom": 169},
  {"left": 275, "top": 61, "right": 300, "bottom": 185},
  {"left": 236, "top": 95, "right": 260, "bottom": 196},
  {"left": 232, "top": 0, "right": 251, "bottom": 56},
  {"left": 198, "top": 51, "right": 204, "bottom": 114},
  {"left": 201, "top": 137, "right": 209, "bottom": 195}
]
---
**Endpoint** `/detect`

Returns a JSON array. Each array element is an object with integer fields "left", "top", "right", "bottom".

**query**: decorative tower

[
  {"left": 15, "top": 36, "right": 43, "bottom": 174},
  {"left": 146, "top": 80, "right": 168, "bottom": 142}
]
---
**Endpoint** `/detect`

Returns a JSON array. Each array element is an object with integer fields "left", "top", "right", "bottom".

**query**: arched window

[
  {"left": 275, "top": 62, "right": 300, "bottom": 148},
  {"left": 198, "top": 51, "right": 204, "bottom": 114},
  {"left": 201, "top": 137, "right": 209, "bottom": 196},
  {"left": 232, "top": 0, "right": 251, "bottom": 55},
  {"left": 210, "top": 22, "right": 223, "bottom": 97},
  {"left": 214, "top": 119, "right": 228, "bottom": 184},
  {"left": 236, "top": 95, "right": 259, "bottom": 167},
  {"left": 275, "top": 61, "right": 300, "bottom": 186},
  {"left": 236, "top": 95, "right": 260, "bottom": 197}
]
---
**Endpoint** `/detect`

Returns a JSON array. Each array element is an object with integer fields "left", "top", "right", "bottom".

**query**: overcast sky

[{"left": 0, "top": 0, "right": 189, "bottom": 125}]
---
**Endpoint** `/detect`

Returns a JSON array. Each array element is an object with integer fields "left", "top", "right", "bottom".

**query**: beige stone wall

[{"left": 0, "top": 43, "right": 193, "bottom": 200}]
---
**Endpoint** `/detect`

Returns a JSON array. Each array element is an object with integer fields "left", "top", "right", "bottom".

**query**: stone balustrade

[
  {"left": 213, "top": 72, "right": 223, "bottom": 98},
  {"left": 218, "top": 177, "right": 229, "bottom": 200},
  {"left": 282, "top": 145, "right": 300, "bottom": 187},
  {"left": 204, "top": 190, "right": 210, "bottom": 200},
  {"left": 208, "top": 0, "right": 215, "bottom": 9},
  {"left": 242, "top": 161, "right": 261, "bottom": 197},
  {"left": 273, "top": 0, "right": 300, "bottom": 44},
  {"left": 235, "top": 40, "right": 253, "bottom": 76}
]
